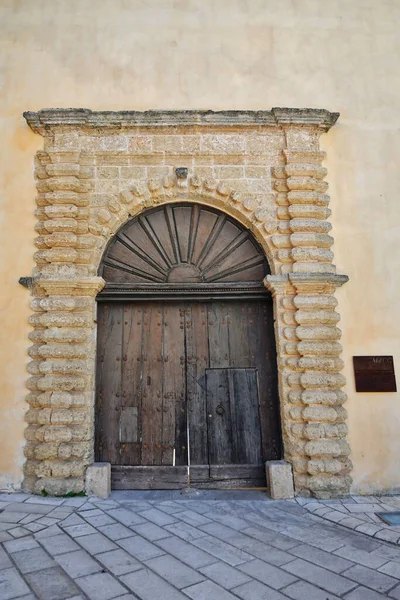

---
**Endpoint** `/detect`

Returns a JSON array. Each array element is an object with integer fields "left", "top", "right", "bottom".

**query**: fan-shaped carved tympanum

[{"left": 99, "top": 203, "right": 269, "bottom": 299}]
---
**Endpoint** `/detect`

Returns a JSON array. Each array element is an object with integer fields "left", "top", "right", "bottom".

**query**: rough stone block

[
  {"left": 85, "top": 462, "right": 111, "bottom": 499},
  {"left": 266, "top": 460, "right": 295, "bottom": 499}
]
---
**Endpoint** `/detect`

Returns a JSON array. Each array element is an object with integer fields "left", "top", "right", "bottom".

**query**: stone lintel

[
  {"left": 35, "top": 277, "right": 106, "bottom": 297},
  {"left": 23, "top": 107, "right": 340, "bottom": 135}
]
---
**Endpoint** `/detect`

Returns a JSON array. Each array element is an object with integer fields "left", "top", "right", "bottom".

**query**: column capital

[
  {"left": 34, "top": 277, "right": 105, "bottom": 297},
  {"left": 264, "top": 275, "right": 296, "bottom": 296},
  {"left": 289, "top": 272, "right": 349, "bottom": 294}
]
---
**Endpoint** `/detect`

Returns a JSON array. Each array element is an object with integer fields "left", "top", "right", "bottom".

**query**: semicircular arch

[
  {"left": 98, "top": 202, "right": 271, "bottom": 300},
  {"left": 90, "top": 175, "right": 278, "bottom": 276}
]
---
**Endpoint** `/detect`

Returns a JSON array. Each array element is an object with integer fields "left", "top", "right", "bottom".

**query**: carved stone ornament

[{"left": 22, "top": 108, "right": 350, "bottom": 498}]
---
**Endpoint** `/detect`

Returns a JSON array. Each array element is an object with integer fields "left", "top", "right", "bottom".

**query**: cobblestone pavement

[{"left": 2, "top": 490, "right": 400, "bottom": 599}]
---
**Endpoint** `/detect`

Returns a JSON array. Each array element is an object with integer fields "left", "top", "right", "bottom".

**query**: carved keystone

[{"left": 175, "top": 167, "right": 188, "bottom": 179}]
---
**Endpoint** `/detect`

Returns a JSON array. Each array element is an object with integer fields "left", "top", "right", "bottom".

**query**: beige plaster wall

[{"left": 0, "top": 0, "right": 399, "bottom": 493}]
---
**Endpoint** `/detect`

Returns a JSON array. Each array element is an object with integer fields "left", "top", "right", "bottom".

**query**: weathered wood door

[
  {"left": 96, "top": 299, "right": 280, "bottom": 488},
  {"left": 96, "top": 203, "right": 281, "bottom": 489}
]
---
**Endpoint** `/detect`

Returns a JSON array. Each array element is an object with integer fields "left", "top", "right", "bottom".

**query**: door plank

[
  {"left": 206, "top": 368, "right": 262, "bottom": 467},
  {"left": 232, "top": 369, "right": 263, "bottom": 464},
  {"left": 250, "top": 300, "right": 281, "bottom": 461},
  {"left": 191, "top": 464, "right": 265, "bottom": 489},
  {"left": 185, "top": 302, "right": 209, "bottom": 466},
  {"left": 205, "top": 368, "right": 233, "bottom": 465},
  {"left": 141, "top": 304, "right": 163, "bottom": 465},
  {"left": 112, "top": 466, "right": 187, "bottom": 490},
  {"left": 207, "top": 302, "right": 229, "bottom": 367},
  {"left": 95, "top": 304, "right": 123, "bottom": 464},
  {"left": 120, "top": 407, "right": 138, "bottom": 443},
  {"left": 226, "top": 302, "right": 249, "bottom": 368},
  {"left": 120, "top": 304, "right": 143, "bottom": 465},
  {"left": 209, "top": 465, "right": 264, "bottom": 479},
  {"left": 189, "top": 465, "right": 210, "bottom": 483},
  {"left": 194, "top": 478, "right": 266, "bottom": 489},
  {"left": 162, "top": 304, "right": 186, "bottom": 466}
]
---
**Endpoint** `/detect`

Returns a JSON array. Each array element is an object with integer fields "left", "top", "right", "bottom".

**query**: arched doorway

[{"left": 95, "top": 202, "right": 281, "bottom": 489}]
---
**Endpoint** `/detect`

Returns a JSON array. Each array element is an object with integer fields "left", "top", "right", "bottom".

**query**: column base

[
  {"left": 266, "top": 460, "right": 295, "bottom": 499},
  {"left": 85, "top": 462, "right": 111, "bottom": 499}
]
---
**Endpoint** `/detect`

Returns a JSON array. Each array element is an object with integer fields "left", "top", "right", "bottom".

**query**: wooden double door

[{"left": 95, "top": 298, "right": 281, "bottom": 489}]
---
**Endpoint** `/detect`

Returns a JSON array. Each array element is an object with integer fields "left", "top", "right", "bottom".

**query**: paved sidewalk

[
  {"left": 1, "top": 490, "right": 400, "bottom": 599},
  {"left": 297, "top": 495, "right": 400, "bottom": 545}
]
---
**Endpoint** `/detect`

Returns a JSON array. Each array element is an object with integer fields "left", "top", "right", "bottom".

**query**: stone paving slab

[
  {"left": 25, "top": 566, "right": 80, "bottom": 600},
  {"left": 1, "top": 490, "right": 400, "bottom": 598},
  {"left": 55, "top": 549, "right": 103, "bottom": 579}
]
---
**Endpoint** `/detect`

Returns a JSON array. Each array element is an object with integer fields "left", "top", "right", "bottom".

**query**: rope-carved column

[
  {"left": 24, "top": 148, "right": 104, "bottom": 495},
  {"left": 268, "top": 122, "right": 351, "bottom": 498}
]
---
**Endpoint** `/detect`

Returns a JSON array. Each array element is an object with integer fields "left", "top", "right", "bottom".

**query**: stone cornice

[{"left": 23, "top": 108, "right": 339, "bottom": 135}]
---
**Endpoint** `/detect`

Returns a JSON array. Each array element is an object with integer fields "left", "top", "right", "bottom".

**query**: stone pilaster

[
  {"left": 24, "top": 144, "right": 104, "bottom": 494},
  {"left": 268, "top": 122, "right": 350, "bottom": 497},
  {"left": 265, "top": 275, "right": 306, "bottom": 491},
  {"left": 24, "top": 279, "right": 104, "bottom": 495},
  {"left": 33, "top": 149, "right": 97, "bottom": 280},
  {"left": 291, "top": 273, "right": 351, "bottom": 497}
]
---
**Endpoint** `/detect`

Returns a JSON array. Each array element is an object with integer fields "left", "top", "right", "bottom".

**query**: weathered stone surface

[
  {"left": 300, "top": 372, "right": 346, "bottom": 389},
  {"left": 302, "top": 390, "right": 347, "bottom": 405},
  {"left": 302, "top": 406, "right": 338, "bottom": 422},
  {"left": 296, "top": 326, "right": 342, "bottom": 341},
  {"left": 86, "top": 462, "right": 111, "bottom": 499},
  {"left": 266, "top": 460, "right": 295, "bottom": 499},
  {"left": 305, "top": 440, "right": 341, "bottom": 456},
  {"left": 297, "top": 341, "right": 342, "bottom": 356},
  {"left": 295, "top": 310, "right": 340, "bottom": 325}
]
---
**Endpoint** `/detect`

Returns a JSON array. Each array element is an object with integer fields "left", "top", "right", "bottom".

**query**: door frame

[{"left": 22, "top": 108, "right": 351, "bottom": 498}]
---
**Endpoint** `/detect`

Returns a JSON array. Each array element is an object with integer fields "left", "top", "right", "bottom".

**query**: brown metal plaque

[{"left": 353, "top": 356, "right": 397, "bottom": 392}]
